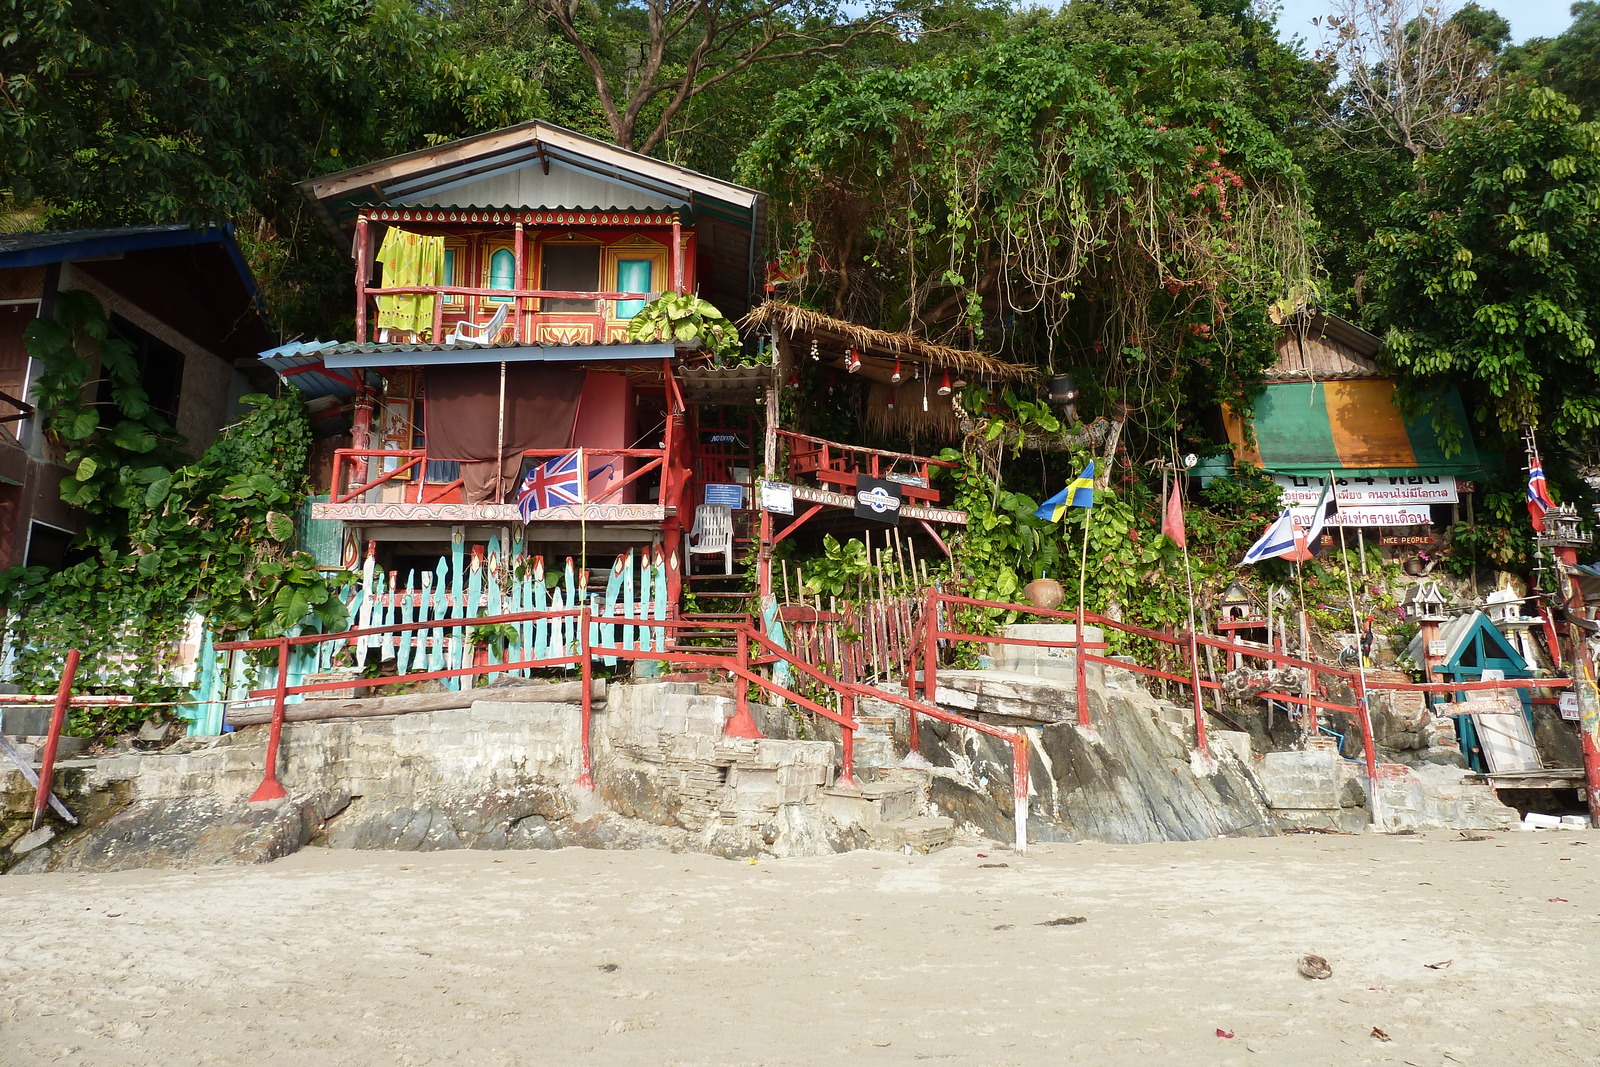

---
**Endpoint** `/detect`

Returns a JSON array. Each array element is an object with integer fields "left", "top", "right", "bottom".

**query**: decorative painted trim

[
  {"left": 312, "top": 501, "right": 666, "bottom": 523},
  {"left": 363, "top": 208, "right": 680, "bottom": 228},
  {"left": 787, "top": 484, "right": 968, "bottom": 525}
]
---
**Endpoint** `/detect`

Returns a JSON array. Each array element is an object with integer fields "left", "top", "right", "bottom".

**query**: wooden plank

[
  {"left": 0, "top": 734, "right": 77, "bottom": 825},
  {"left": 226, "top": 679, "right": 607, "bottom": 726}
]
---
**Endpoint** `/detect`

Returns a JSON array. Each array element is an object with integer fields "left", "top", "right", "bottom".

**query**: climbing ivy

[{"left": 0, "top": 292, "right": 346, "bottom": 735}]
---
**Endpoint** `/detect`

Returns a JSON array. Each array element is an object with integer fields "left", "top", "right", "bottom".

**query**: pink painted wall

[{"left": 573, "top": 371, "right": 637, "bottom": 502}]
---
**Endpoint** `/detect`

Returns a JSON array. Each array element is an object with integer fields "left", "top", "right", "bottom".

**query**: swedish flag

[{"left": 1034, "top": 462, "right": 1096, "bottom": 521}]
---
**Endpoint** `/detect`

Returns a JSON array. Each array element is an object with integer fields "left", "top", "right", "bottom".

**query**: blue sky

[{"left": 1270, "top": 0, "right": 1580, "bottom": 47}]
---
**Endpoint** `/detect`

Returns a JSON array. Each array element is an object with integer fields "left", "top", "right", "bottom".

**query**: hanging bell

[
  {"left": 891, "top": 360, "right": 903, "bottom": 384},
  {"left": 937, "top": 369, "right": 952, "bottom": 396},
  {"left": 846, "top": 347, "right": 862, "bottom": 374}
]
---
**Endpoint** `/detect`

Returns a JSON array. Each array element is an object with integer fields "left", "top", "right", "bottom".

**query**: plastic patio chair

[
  {"left": 445, "top": 302, "right": 511, "bottom": 346},
  {"left": 686, "top": 503, "right": 734, "bottom": 575}
]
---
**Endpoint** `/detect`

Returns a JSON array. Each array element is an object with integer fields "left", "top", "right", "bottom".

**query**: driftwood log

[{"left": 223, "top": 679, "right": 606, "bottom": 727}]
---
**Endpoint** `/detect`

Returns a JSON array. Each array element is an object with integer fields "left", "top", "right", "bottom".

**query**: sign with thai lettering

[
  {"left": 759, "top": 481, "right": 794, "bottom": 515},
  {"left": 1291, "top": 503, "right": 1436, "bottom": 528},
  {"left": 1275, "top": 474, "right": 1458, "bottom": 506}
]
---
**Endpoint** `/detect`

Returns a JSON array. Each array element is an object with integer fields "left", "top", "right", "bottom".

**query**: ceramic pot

[{"left": 1023, "top": 577, "right": 1065, "bottom": 611}]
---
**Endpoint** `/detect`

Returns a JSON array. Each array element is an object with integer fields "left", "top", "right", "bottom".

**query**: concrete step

[
  {"left": 822, "top": 779, "right": 922, "bottom": 826},
  {"left": 867, "top": 815, "right": 955, "bottom": 853}
]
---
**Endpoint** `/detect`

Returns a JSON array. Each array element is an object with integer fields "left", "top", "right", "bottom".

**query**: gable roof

[
  {"left": 1268, "top": 309, "right": 1383, "bottom": 381},
  {"left": 0, "top": 225, "right": 254, "bottom": 291},
  {"left": 1407, "top": 610, "right": 1530, "bottom": 674},
  {"left": 295, "top": 120, "right": 763, "bottom": 247}
]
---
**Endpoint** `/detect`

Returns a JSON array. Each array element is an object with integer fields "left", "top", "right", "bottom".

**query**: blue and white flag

[{"left": 1238, "top": 507, "right": 1300, "bottom": 567}]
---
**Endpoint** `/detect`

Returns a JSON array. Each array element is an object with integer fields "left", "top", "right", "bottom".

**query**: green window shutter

[
  {"left": 616, "top": 259, "right": 653, "bottom": 318},
  {"left": 488, "top": 248, "right": 515, "bottom": 303}
]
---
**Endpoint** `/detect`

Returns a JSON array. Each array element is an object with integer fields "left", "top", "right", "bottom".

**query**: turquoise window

[
  {"left": 442, "top": 248, "right": 457, "bottom": 286},
  {"left": 616, "top": 259, "right": 653, "bottom": 318},
  {"left": 487, "top": 248, "right": 515, "bottom": 302}
]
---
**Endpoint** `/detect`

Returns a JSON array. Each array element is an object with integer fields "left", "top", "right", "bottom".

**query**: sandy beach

[{"left": 3, "top": 831, "right": 1598, "bottom": 1065}]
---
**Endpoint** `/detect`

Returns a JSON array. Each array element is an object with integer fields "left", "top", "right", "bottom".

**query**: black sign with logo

[{"left": 853, "top": 476, "right": 903, "bottom": 525}]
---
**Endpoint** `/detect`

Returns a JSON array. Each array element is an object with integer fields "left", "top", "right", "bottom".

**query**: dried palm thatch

[
  {"left": 743, "top": 301, "right": 1036, "bottom": 383},
  {"left": 863, "top": 381, "right": 962, "bottom": 441}
]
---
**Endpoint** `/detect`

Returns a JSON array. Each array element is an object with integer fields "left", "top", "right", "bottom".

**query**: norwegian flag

[
  {"left": 1527, "top": 449, "right": 1556, "bottom": 533},
  {"left": 518, "top": 451, "right": 582, "bottom": 520}
]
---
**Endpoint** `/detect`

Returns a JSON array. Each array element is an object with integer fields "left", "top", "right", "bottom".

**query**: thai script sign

[{"left": 1275, "top": 473, "right": 1458, "bottom": 506}]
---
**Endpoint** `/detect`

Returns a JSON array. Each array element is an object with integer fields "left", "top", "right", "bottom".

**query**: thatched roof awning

[{"left": 742, "top": 301, "right": 1036, "bottom": 384}]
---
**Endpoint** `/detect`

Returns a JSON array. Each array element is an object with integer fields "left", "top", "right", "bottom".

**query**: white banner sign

[
  {"left": 1275, "top": 474, "right": 1458, "bottom": 506},
  {"left": 1290, "top": 503, "right": 1436, "bottom": 528},
  {"left": 759, "top": 480, "right": 794, "bottom": 515}
]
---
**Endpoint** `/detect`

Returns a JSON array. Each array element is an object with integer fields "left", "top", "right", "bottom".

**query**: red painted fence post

[
  {"left": 578, "top": 604, "right": 594, "bottom": 789},
  {"left": 723, "top": 627, "right": 763, "bottom": 739},
  {"left": 1012, "top": 733, "right": 1030, "bottom": 854},
  {"left": 1187, "top": 632, "right": 1209, "bottom": 757},
  {"left": 838, "top": 690, "right": 859, "bottom": 789},
  {"left": 249, "top": 638, "right": 292, "bottom": 803},
  {"left": 31, "top": 648, "right": 80, "bottom": 831},
  {"left": 1075, "top": 609, "right": 1090, "bottom": 727}
]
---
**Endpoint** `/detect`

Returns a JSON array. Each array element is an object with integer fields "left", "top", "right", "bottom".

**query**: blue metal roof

[
  {"left": 0, "top": 225, "right": 257, "bottom": 297},
  {"left": 258, "top": 340, "right": 360, "bottom": 401},
  {"left": 321, "top": 340, "right": 675, "bottom": 370}
]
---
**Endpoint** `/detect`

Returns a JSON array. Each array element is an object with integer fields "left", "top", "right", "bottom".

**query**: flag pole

[
  {"left": 1175, "top": 470, "right": 1210, "bottom": 764},
  {"left": 1335, "top": 480, "right": 1382, "bottom": 828},
  {"left": 1075, "top": 495, "right": 1093, "bottom": 728}
]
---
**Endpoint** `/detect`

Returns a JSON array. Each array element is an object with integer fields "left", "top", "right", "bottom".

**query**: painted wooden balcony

[
  {"left": 312, "top": 446, "right": 667, "bottom": 524},
  {"left": 779, "top": 430, "right": 954, "bottom": 506}
]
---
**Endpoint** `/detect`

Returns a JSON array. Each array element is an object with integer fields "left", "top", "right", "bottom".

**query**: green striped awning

[{"left": 1227, "top": 380, "right": 1488, "bottom": 479}]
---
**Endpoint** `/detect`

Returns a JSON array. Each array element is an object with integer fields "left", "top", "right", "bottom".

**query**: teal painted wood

[
  {"left": 487, "top": 547, "right": 504, "bottom": 669},
  {"left": 549, "top": 584, "right": 566, "bottom": 660},
  {"left": 378, "top": 571, "right": 395, "bottom": 666},
  {"left": 651, "top": 544, "right": 669, "bottom": 653},
  {"left": 449, "top": 534, "right": 465, "bottom": 691},
  {"left": 621, "top": 549, "right": 637, "bottom": 654},
  {"left": 187, "top": 628, "right": 219, "bottom": 736},
  {"left": 358, "top": 546, "right": 377, "bottom": 668},
  {"left": 762, "top": 595, "right": 792, "bottom": 692},
  {"left": 564, "top": 558, "right": 577, "bottom": 655},
  {"left": 433, "top": 558, "right": 450, "bottom": 674},
  {"left": 396, "top": 571, "right": 416, "bottom": 676},
  {"left": 532, "top": 556, "right": 548, "bottom": 659},
  {"left": 467, "top": 549, "right": 484, "bottom": 679},
  {"left": 601, "top": 552, "right": 624, "bottom": 664}
]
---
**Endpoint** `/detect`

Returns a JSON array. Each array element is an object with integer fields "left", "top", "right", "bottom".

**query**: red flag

[{"left": 1162, "top": 481, "right": 1187, "bottom": 548}]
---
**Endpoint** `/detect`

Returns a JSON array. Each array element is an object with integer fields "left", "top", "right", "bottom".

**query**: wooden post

[
  {"left": 30, "top": 649, "right": 79, "bottom": 831},
  {"left": 355, "top": 215, "right": 370, "bottom": 344},
  {"left": 513, "top": 221, "right": 526, "bottom": 343},
  {"left": 1186, "top": 633, "right": 1209, "bottom": 755},
  {"left": 838, "top": 690, "right": 859, "bottom": 788},
  {"left": 1555, "top": 543, "right": 1600, "bottom": 827},
  {"left": 578, "top": 604, "right": 594, "bottom": 789},
  {"left": 671, "top": 214, "right": 684, "bottom": 293}
]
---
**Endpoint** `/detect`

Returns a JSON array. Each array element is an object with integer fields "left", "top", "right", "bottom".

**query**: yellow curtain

[{"left": 375, "top": 229, "right": 444, "bottom": 338}]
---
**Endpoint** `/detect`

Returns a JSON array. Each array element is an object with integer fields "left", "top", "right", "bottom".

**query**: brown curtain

[{"left": 424, "top": 363, "right": 586, "bottom": 503}]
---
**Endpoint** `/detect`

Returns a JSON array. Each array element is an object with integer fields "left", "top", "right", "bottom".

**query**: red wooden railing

[
  {"left": 329, "top": 446, "right": 665, "bottom": 507},
  {"left": 778, "top": 430, "right": 956, "bottom": 505}
]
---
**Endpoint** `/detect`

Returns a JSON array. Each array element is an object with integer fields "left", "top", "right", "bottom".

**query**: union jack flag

[
  {"left": 518, "top": 451, "right": 582, "bottom": 520},
  {"left": 1527, "top": 450, "right": 1555, "bottom": 533}
]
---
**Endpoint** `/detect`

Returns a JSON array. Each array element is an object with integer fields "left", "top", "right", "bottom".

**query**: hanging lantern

[
  {"left": 786, "top": 371, "right": 801, "bottom": 388},
  {"left": 809, "top": 339, "right": 820, "bottom": 362},
  {"left": 936, "top": 369, "right": 952, "bottom": 396},
  {"left": 891, "top": 360, "right": 903, "bottom": 384},
  {"left": 846, "top": 347, "right": 862, "bottom": 374},
  {"left": 1048, "top": 374, "right": 1080, "bottom": 406},
  {"left": 885, "top": 389, "right": 896, "bottom": 412}
]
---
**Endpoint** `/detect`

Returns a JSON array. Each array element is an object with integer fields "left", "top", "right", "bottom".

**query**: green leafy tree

[
  {"left": 1502, "top": 2, "right": 1600, "bottom": 118},
  {"left": 1371, "top": 86, "right": 1600, "bottom": 445},
  {"left": 743, "top": 38, "right": 1314, "bottom": 462},
  {"left": 1, "top": 0, "right": 535, "bottom": 332}
]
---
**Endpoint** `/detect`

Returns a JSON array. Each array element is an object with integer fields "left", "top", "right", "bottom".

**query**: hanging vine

[{"left": 0, "top": 292, "right": 346, "bottom": 735}]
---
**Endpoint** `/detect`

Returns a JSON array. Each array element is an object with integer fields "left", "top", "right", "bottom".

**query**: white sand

[{"left": 3, "top": 832, "right": 1598, "bottom": 1065}]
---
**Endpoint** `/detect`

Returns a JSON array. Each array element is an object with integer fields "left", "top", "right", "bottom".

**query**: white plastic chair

[
  {"left": 687, "top": 503, "right": 734, "bottom": 575},
  {"left": 446, "top": 302, "right": 511, "bottom": 346}
]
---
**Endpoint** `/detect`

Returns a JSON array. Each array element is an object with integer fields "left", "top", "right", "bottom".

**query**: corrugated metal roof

[
  {"left": 352, "top": 204, "right": 688, "bottom": 218},
  {"left": 0, "top": 223, "right": 193, "bottom": 254},
  {"left": 258, "top": 340, "right": 359, "bottom": 402},
  {"left": 322, "top": 340, "right": 676, "bottom": 369},
  {"left": 677, "top": 364, "right": 770, "bottom": 403}
]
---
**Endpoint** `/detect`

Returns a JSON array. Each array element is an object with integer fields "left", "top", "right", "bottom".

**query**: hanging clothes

[{"left": 375, "top": 228, "right": 445, "bottom": 338}]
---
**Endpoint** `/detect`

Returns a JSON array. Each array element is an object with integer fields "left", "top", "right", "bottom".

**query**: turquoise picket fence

[{"left": 183, "top": 535, "right": 671, "bottom": 736}]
